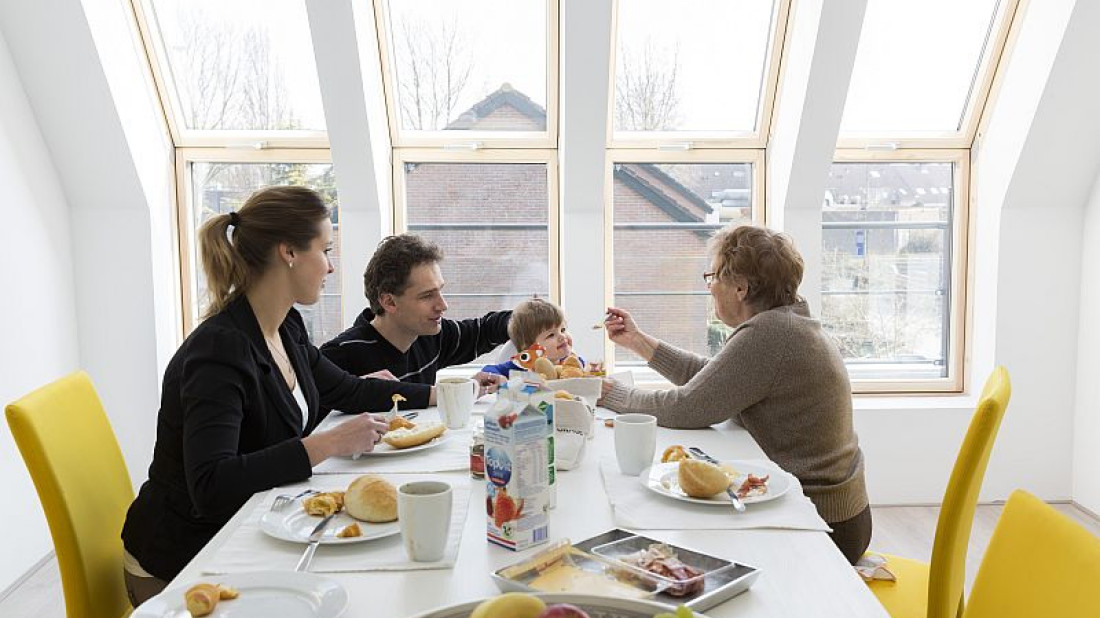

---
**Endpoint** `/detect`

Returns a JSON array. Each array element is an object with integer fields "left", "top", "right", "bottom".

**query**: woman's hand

[
  {"left": 302, "top": 413, "right": 390, "bottom": 465},
  {"left": 604, "top": 306, "right": 660, "bottom": 361}
]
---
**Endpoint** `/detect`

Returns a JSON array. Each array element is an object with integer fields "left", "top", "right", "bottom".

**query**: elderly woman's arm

[{"left": 600, "top": 321, "right": 783, "bottom": 429}]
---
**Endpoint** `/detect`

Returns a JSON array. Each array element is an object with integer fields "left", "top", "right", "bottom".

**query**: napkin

[
  {"left": 855, "top": 553, "right": 897, "bottom": 581},
  {"left": 202, "top": 475, "right": 471, "bottom": 574},
  {"left": 598, "top": 457, "right": 831, "bottom": 532}
]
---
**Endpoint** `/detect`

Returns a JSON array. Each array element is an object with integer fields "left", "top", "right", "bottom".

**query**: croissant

[{"left": 184, "top": 583, "right": 220, "bottom": 617}]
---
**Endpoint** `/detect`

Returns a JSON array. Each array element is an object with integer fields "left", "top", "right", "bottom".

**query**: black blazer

[{"left": 122, "top": 296, "right": 418, "bottom": 580}]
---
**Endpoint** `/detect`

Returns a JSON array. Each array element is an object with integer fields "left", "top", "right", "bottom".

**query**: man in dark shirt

[{"left": 320, "top": 234, "right": 510, "bottom": 407}]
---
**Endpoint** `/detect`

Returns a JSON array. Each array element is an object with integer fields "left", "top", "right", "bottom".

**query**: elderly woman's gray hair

[{"left": 708, "top": 225, "right": 804, "bottom": 310}]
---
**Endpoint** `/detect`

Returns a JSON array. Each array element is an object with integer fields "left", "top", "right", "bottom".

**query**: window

[
  {"left": 179, "top": 152, "right": 343, "bottom": 344},
  {"left": 821, "top": 158, "right": 966, "bottom": 385},
  {"left": 394, "top": 152, "right": 557, "bottom": 320},
  {"left": 610, "top": 155, "right": 761, "bottom": 366},
  {"left": 132, "top": 0, "right": 342, "bottom": 343},
  {"left": 826, "top": 0, "right": 1019, "bottom": 391},
  {"left": 606, "top": 1, "right": 786, "bottom": 372},
  {"left": 376, "top": 0, "right": 560, "bottom": 368},
  {"left": 839, "top": 0, "right": 1014, "bottom": 145},
  {"left": 612, "top": 0, "right": 788, "bottom": 145},
  {"left": 376, "top": 0, "right": 556, "bottom": 147},
  {"left": 140, "top": 0, "right": 327, "bottom": 143}
]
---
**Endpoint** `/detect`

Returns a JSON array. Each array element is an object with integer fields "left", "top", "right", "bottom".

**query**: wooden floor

[{"left": 2, "top": 502, "right": 1098, "bottom": 617}]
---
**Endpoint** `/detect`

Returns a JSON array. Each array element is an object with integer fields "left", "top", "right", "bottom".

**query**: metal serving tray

[{"left": 574, "top": 529, "right": 761, "bottom": 612}]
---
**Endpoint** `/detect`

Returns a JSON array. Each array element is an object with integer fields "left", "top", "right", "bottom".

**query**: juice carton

[{"left": 485, "top": 382, "right": 552, "bottom": 551}]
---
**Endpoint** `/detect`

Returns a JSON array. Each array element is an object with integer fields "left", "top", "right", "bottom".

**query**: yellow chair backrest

[
  {"left": 963, "top": 490, "right": 1100, "bottom": 617},
  {"left": 927, "top": 366, "right": 1011, "bottom": 618},
  {"left": 5, "top": 371, "right": 133, "bottom": 618}
]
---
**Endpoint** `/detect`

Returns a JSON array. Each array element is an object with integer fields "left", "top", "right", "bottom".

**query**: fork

[
  {"left": 688, "top": 446, "right": 746, "bottom": 513},
  {"left": 271, "top": 488, "right": 318, "bottom": 511}
]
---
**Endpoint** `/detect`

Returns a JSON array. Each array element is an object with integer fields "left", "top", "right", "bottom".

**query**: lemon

[{"left": 470, "top": 592, "right": 547, "bottom": 618}]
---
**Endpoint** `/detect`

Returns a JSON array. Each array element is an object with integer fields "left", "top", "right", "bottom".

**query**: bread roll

[
  {"left": 678, "top": 459, "right": 731, "bottom": 498},
  {"left": 184, "top": 583, "right": 220, "bottom": 617},
  {"left": 345, "top": 474, "right": 398, "bottom": 522},
  {"left": 383, "top": 422, "right": 446, "bottom": 449}
]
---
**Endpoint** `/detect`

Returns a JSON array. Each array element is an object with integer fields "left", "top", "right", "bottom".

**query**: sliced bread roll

[
  {"left": 678, "top": 458, "right": 732, "bottom": 498},
  {"left": 382, "top": 422, "right": 446, "bottom": 449},
  {"left": 345, "top": 474, "right": 397, "bottom": 522}
]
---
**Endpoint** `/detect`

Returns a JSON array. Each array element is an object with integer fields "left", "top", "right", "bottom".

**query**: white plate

[
  {"left": 642, "top": 460, "right": 793, "bottom": 506},
  {"left": 406, "top": 592, "right": 710, "bottom": 618},
  {"left": 132, "top": 571, "right": 347, "bottom": 618},
  {"left": 260, "top": 503, "right": 400, "bottom": 544},
  {"left": 349, "top": 431, "right": 450, "bottom": 457}
]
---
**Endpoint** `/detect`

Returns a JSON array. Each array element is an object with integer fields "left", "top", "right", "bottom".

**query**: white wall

[
  {"left": 0, "top": 27, "right": 79, "bottom": 594},
  {"left": 0, "top": 0, "right": 176, "bottom": 594},
  {"left": 1074, "top": 171, "right": 1100, "bottom": 515}
]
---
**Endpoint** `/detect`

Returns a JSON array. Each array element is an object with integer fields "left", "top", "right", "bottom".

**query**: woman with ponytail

[{"left": 120, "top": 186, "right": 420, "bottom": 604}]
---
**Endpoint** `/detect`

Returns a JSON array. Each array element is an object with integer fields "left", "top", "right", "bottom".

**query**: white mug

[
  {"left": 397, "top": 481, "right": 453, "bottom": 562},
  {"left": 436, "top": 377, "right": 478, "bottom": 429},
  {"left": 614, "top": 413, "right": 657, "bottom": 476}
]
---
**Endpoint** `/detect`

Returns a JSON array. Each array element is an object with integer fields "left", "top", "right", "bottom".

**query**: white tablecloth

[{"left": 167, "top": 418, "right": 888, "bottom": 618}]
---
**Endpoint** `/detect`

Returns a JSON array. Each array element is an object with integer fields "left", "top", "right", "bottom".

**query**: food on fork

[
  {"left": 661, "top": 445, "right": 689, "bottom": 463},
  {"left": 383, "top": 421, "right": 446, "bottom": 449},
  {"left": 391, "top": 393, "right": 406, "bottom": 404},
  {"left": 345, "top": 474, "right": 398, "bottom": 522},
  {"left": 302, "top": 491, "right": 344, "bottom": 517},
  {"left": 677, "top": 459, "right": 731, "bottom": 498},
  {"left": 184, "top": 582, "right": 238, "bottom": 617},
  {"left": 336, "top": 522, "right": 362, "bottom": 538}
]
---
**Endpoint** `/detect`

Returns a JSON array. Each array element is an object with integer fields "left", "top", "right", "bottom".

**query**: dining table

[{"left": 166, "top": 398, "right": 889, "bottom": 618}]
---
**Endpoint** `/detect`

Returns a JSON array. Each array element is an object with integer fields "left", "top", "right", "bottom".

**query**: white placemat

[
  {"left": 599, "top": 457, "right": 831, "bottom": 532},
  {"left": 202, "top": 475, "right": 471, "bottom": 574},
  {"left": 312, "top": 427, "right": 473, "bottom": 474}
]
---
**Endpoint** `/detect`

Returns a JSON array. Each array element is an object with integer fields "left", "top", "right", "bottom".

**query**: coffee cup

[
  {"left": 397, "top": 481, "right": 453, "bottom": 562},
  {"left": 614, "top": 413, "right": 657, "bottom": 476},
  {"left": 437, "top": 377, "right": 478, "bottom": 429}
]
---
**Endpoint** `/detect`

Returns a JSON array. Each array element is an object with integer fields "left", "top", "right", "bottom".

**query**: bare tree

[
  {"left": 174, "top": 7, "right": 295, "bottom": 132},
  {"left": 616, "top": 40, "right": 681, "bottom": 131},
  {"left": 394, "top": 16, "right": 473, "bottom": 130}
]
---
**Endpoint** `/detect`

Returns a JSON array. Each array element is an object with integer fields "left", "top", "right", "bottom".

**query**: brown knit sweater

[{"left": 601, "top": 301, "right": 867, "bottom": 524}]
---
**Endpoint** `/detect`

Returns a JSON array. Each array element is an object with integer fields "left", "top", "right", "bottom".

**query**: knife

[
  {"left": 295, "top": 513, "right": 336, "bottom": 572},
  {"left": 687, "top": 446, "right": 746, "bottom": 513}
]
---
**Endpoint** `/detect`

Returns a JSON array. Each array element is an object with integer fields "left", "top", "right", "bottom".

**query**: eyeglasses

[{"left": 702, "top": 272, "right": 718, "bottom": 286}]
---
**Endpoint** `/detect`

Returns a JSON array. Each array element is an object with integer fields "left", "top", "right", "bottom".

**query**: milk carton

[{"left": 485, "top": 382, "right": 552, "bottom": 551}]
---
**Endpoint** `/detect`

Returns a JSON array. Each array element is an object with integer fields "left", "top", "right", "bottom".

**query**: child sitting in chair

[{"left": 481, "top": 298, "right": 588, "bottom": 378}]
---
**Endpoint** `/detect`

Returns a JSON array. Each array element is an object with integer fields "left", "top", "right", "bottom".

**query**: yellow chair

[
  {"left": 6, "top": 371, "right": 133, "bottom": 618},
  {"left": 868, "top": 366, "right": 1011, "bottom": 618},
  {"left": 962, "top": 490, "right": 1100, "bottom": 617}
]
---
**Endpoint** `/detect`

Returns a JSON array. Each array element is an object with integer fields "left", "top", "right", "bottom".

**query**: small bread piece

[
  {"left": 345, "top": 474, "right": 398, "bottom": 522},
  {"left": 302, "top": 492, "right": 344, "bottom": 517},
  {"left": 661, "top": 445, "right": 689, "bottom": 463},
  {"left": 217, "top": 585, "right": 239, "bottom": 600},
  {"left": 336, "top": 522, "right": 362, "bottom": 538},
  {"left": 678, "top": 459, "right": 732, "bottom": 498},
  {"left": 382, "top": 422, "right": 446, "bottom": 449},
  {"left": 184, "top": 583, "right": 220, "bottom": 617},
  {"left": 388, "top": 416, "right": 416, "bottom": 431}
]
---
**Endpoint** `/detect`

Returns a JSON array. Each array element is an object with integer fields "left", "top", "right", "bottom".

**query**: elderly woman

[{"left": 601, "top": 224, "right": 870, "bottom": 564}]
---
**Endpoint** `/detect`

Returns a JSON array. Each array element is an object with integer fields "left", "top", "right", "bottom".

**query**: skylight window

[
  {"left": 840, "top": 0, "right": 1006, "bottom": 138},
  {"left": 612, "top": 0, "right": 782, "bottom": 141},
  {"left": 145, "top": 0, "right": 326, "bottom": 134}
]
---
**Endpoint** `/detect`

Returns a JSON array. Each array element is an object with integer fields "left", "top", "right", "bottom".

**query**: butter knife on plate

[
  {"left": 295, "top": 512, "right": 336, "bottom": 572},
  {"left": 687, "top": 446, "right": 746, "bottom": 513}
]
